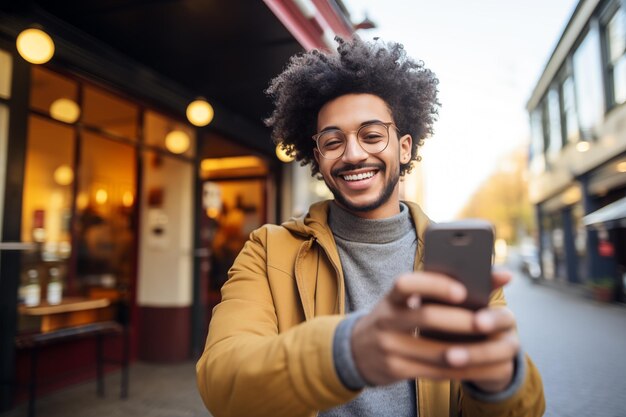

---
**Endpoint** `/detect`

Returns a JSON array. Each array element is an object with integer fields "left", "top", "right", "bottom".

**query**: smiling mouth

[{"left": 341, "top": 170, "right": 377, "bottom": 181}]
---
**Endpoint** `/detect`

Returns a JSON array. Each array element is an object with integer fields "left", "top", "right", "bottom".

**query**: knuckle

[
  {"left": 385, "top": 356, "right": 402, "bottom": 375},
  {"left": 377, "top": 333, "right": 395, "bottom": 354},
  {"left": 418, "top": 306, "right": 435, "bottom": 324}
]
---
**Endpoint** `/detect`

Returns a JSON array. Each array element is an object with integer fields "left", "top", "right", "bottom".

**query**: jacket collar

[{"left": 282, "top": 199, "right": 431, "bottom": 270}]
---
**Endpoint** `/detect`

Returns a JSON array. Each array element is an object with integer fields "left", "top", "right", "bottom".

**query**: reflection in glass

[
  {"left": 573, "top": 28, "right": 604, "bottom": 139},
  {"left": 144, "top": 110, "right": 195, "bottom": 158},
  {"left": 21, "top": 116, "right": 74, "bottom": 254},
  {"left": 529, "top": 110, "right": 545, "bottom": 173},
  {"left": 50, "top": 98, "right": 80, "bottom": 123},
  {"left": 205, "top": 180, "right": 265, "bottom": 291},
  {"left": 606, "top": 8, "right": 626, "bottom": 105},
  {"left": 30, "top": 67, "right": 78, "bottom": 116},
  {"left": 560, "top": 76, "right": 578, "bottom": 143},
  {"left": 20, "top": 116, "right": 74, "bottom": 305},
  {"left": 547, "top": 88, "right": 562, "bottom": 160},
  {"left": 83, "top": 86, "right": 139, "bottom": 140},
  {"left": 76, "top": 132, "right": 136, "bottom": 298}
]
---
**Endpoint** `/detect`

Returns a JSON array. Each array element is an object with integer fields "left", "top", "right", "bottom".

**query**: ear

[{"left": 399, "top": 134, "right": 412, "bottom": 163}]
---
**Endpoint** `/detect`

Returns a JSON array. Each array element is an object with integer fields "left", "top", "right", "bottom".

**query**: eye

[
  {"left": 319, "top": 132, "right": 345, "bottom": 149},
  {"left": 359, "top": 131, "right": 385, "bottom": 143}
]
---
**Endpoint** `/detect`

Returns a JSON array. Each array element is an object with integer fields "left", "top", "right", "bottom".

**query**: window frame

[{"left": 600, "top": 0, "right": 626, "bottom": 109}]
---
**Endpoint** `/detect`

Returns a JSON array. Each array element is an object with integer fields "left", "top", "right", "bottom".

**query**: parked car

[{"left": 519, "top": 240, "right": 542, "bottom": 281}]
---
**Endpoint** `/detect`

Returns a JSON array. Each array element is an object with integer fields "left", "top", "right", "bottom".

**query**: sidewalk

[
  {"left": 2, "top": 361, "right": 211, "bottom": 417},
  {"left": 536, "top": 278, "right": 626, "bottom": 309}
]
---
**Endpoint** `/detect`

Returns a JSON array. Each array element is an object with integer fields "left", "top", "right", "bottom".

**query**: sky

[{"left": 343, "top": 0, "right": 579, "bottom": 221}]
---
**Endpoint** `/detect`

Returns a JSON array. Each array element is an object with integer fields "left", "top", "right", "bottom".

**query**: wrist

[
  {"left": 471, "top": 374, "right": 513, "bottom": 393},
  {"left": 462, "top": 351, "right": 526, "bottom": 403}
]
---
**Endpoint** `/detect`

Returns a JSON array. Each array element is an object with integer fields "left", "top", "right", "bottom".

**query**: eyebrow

[{"left": 318, "top": 119, "right": 384, "bottom": 133}]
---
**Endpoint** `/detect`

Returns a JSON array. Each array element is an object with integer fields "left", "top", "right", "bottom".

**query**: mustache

[{"left": 332, "top": 163, "right": 385, "bottom": 177}]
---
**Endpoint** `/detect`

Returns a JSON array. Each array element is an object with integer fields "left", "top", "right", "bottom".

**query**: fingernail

[
  {"left": 477, "top": 312, "right": 494, "bottom": 330},
  {"left": 450, "top": 285, "right": 466, "bottom": 301},
  {"left": 406, "top": 295, "right": 421, "bottom": 310},
  {"left": 447, "top": 348, "right": 469, "bottom": 366}
]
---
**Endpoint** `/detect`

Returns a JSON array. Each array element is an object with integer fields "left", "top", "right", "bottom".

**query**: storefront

[
  {"left": 0, "top": 37, "right": 280, "bottom": 409},
  {"left": 0, "top": 0, "right": 358, "bottom": 411},
  {"left": 527, "top": 0, "right": 626, "bottom": 298}
]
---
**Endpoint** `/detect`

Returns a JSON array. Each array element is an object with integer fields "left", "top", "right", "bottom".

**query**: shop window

[
  {"left": 573, "top": 27, "right": 605, "bottom": 140},
  {"left": 20, "top": 116, "right": 75, "bottom": 300},
  {"left": 76, "top": 132, "right": 136, "bottom": 298},
  {"left": 529, "top": 109, "right": 545, "bottom": 174},
  {"left": 559, "top": 75, "right": 579, "bottom": 144},
  {"left": 30, "top": 67, "right": 79, "bottom": 123},
  {"left": 83, "top": 86, "right": 139, "bottom": 140},
  {"left": 605, "top": 6, "right": 626, "bottom": 106},
  {"left": 144, "top": 110, "right": 196, "bottom": 158},
  {"left": 0, "top": 49, "right": 11, "bottom": 99},
  {"left": 547, "top": 88, "right": 562, "bottom": 161},
  {"left": 204, "top": 179, "right": 265, "bottom": 292}
]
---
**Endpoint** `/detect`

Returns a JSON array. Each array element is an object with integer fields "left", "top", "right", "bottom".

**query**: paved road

[
  {"left": 7, "top": 262, "right": 626, "bottom": 417},
  {"left": 504, "top": 261, "right": 626, "bottom": 417}
]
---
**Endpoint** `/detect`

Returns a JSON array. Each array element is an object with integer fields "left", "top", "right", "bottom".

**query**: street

[
  {"left": 6, "top": 262, "right": 626, "bottom": 417},
  {"left": 505, "top": 259, "right": 626, "bottom": 417}
]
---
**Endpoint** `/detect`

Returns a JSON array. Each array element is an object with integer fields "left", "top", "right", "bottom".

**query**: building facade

[
  {"left": 0, "top": 0, "right": 358, "bottom": 410},
  {"left": 527, "top": 0, "right": 626, "bottom": 301}
]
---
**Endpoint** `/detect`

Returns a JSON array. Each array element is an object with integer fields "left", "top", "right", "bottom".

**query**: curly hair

[{"left": 265, "top": 36, "right": 440, "bottom": 176}]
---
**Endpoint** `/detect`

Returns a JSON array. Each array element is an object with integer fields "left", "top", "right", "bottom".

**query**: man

[{"left": 196, "top": 37, "right": 545, "bottom": 417}]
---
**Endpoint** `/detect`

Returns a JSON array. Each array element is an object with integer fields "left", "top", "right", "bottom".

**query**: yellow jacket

[{"left": 196, "top": 200, "right": 545, "bottom": 417}]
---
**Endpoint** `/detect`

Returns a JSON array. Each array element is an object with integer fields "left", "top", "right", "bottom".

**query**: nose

[{"left": 341, "top": 134, "right": 368, "bottom": 163}]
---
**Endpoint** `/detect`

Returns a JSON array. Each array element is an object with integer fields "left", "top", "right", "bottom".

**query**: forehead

[{"left": 317, "top": 94, "right": 392, "bottom": 130}]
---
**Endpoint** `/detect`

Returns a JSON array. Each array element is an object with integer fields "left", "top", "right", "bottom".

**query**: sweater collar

[{"left": 327, "top": 201, "right": 413, "bottom": 244}]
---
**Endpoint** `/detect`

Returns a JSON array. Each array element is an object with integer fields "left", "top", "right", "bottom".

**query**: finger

[
  {"left": 414, "top": 304, "right": 476, "bottom": 335},
  {"left": 491, "top": 270, "right": 512, "bottom": 290},
  {"left": 382, "top": 353, "right": 515, "bottom": 382},
  {"left": 389, "top": 272, "right": 467, "bottom": 307},
  {"left": 374, "top": 331, "right": 450, "bottom": 367},
  {"left": 445, "top": 330, "right": 519, "bottom": 368},
  {"left": 474, "top": 307, "right": 516, "bottom": 333}
]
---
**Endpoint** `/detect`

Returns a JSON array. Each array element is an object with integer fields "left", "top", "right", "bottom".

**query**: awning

[{"left": 583, "top": 196, "right": 626, "bottom": 228}]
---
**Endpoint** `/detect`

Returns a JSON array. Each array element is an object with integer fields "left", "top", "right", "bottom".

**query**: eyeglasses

[{"left": 312, "top": 121, "right": 398, "bottom": 160}]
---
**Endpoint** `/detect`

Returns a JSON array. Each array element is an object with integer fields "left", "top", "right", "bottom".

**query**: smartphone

[{"left": 420, "top": 219, "right": 495, "bottom": 341}]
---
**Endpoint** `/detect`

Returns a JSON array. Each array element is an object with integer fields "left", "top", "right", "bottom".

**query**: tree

[{"left": 458, "top": 146, "right": 534, "bottom": 244}]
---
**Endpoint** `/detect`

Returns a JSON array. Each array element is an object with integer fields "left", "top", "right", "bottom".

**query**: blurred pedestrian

[{"left": 196, "top": 36, "right": 544, "bottom": 417}]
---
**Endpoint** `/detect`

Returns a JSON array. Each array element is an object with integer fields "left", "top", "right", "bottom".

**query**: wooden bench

[{"left": 15, "top": 321, "right": 129, "bottom": 417}]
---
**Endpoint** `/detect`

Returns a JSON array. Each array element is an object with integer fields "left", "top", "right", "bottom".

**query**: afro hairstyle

[{"left": 265, "top": 36, "right": 440, "bottom": 176}]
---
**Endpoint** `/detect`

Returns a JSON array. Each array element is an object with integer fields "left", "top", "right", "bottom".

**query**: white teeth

[{"left": 343, "top": 171, "right": 375, "bottom": 181}]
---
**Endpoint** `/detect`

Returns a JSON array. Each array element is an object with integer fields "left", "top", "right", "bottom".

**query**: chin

[{"left": 332, "top": 191, "right": 388, "bottom": 213}]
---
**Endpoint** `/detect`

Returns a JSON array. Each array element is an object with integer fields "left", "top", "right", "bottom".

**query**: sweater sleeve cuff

[
  {"left": 462, "top": 349, "right": 526, "bottom": 403},
  {"left": 332, "top": 311, "right": 369, "bottom": 391}
]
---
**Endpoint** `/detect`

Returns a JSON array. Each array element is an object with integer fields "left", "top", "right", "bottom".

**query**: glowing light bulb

[
  {"left": 275, "top": 143, "right": 295, "bottom": 163},
  {"left": 53, "top": 165, "right": 74, "bottom": 185},
  {"left": 95, "top": 188, "right": 108, "bottom": 205},
  {"left": 186, "top": 100, "right": 214, "bottom": 127},
  {"left": 576, "top": 141, "right": 590, "bottom": 152},
  {"left": 165, "top": 130, "right": 190, "bottom": 154},
  {"left": 16, "top": 28, "right": 55, "bottom": 64},
  {"left": 50, "top": 98, "right": 80, "bottom": 123}
]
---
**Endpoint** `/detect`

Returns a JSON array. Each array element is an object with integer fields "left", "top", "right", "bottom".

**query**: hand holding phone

[{"left": 420, "top": 219, "right": 495, "bottom": 341}]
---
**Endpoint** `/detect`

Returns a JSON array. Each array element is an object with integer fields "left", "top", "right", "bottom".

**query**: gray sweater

[
  {"left": 320, "top": 202, "right": 417, "bottom": 417},
  {"left": 319, "top": 201, "right": 526, "bottom": 417}
]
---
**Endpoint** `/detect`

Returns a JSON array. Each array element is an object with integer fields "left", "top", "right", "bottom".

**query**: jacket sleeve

[
  {"left": 196, "top": 228, "right": 360, "bottom": 417},
  {"left": 457, "top": 287, "right": 546, "bottom": 416}
]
